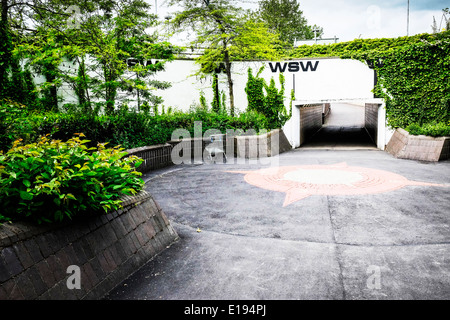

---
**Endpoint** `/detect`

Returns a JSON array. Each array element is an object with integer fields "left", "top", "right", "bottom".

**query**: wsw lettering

[{"left": 268, "top": 61, "right": 319, "bottom": 73}]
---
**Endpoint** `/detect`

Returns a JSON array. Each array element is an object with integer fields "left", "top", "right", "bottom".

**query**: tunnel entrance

[
  {"left": 295, "top": 100, "right": 383, "bottom": 149},
  {"left": 301, "top": 103, "right": 376, "bottom": 149}
]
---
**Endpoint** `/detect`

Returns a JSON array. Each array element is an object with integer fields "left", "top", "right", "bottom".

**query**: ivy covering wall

[{"left": 289, "top": 32, "right": 450, "bottom": 135}]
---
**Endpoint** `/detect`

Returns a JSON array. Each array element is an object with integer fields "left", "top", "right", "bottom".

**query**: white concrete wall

[
  {"left": 152, "top": 58, "right": 380, "bottom": 148},
  {"left": 32, "top": 56, "right": 391, "bottom": 149},
  {"left": 153, "top": 57, "right": 375, "bottom": 113}
]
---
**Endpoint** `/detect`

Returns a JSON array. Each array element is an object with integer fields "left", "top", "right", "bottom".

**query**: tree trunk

[
  {"left": 223, "top": 45, "right": 234, "bottom": 117},
  {"left": 43, "top": 66, "right": 59, "bottom": 112},
  {"left": 0, "top": 0, "right": 11, "bottom": 98}
]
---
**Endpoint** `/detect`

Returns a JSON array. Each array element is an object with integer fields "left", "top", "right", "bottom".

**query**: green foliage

[
  {"left": 245, "top": 67, "right": 292, "bottom": 129},
  {"left": 0, "top": 134, "right": 144, "bottom": 224},
  {"left": 0, "top": 99, "right": 37, "bottom": 152},
  {"left": 245, "top": 67, "right": 266, "bottom": 115},
  {"left": 288, "top": 33, "right": 448, "bottom": 59},
  {"left": 1, "top": 105, "right": 272, "bottom": 153},
  {"left": 258, "top": 0, "right": 322, "bottom": 45},
  {"left": 199, "top": 91, "right": 209, "bottom": 111},
  {"left": 290, "top": 32, "right": 450, "bottom": 133},
  {"left": 406, "top": 122, "right": 450, "bottom": 137},
  {"left": 374, "top": 40, "right": 450, "bottom": 129}
]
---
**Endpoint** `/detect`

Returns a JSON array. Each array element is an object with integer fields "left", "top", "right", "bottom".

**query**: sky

[{"left": 152, "top": 0, "right": 449, "bottom": 44}]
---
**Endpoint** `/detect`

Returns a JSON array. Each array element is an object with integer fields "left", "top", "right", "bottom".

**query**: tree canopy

[
  {"left": 0, "top": 0, "right": 178, "bottom": 114},
  {"left": 258, "top": 0, "right": 323, "bottom": 45}
]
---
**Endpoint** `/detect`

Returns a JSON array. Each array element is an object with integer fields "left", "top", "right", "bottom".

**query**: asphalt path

[{"left": 104, "top": 148, "right": 450, "bottom": 300}]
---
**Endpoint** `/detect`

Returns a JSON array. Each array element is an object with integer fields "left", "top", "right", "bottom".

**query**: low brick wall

[
  {"left": 168, "top": 129, "right": 292, "bottom": 162},
  {"left": 0, "top": 191, "right": 178, "bottom": 300},
  {"left": 386, "top": 128, "right": 450, "bottom": 162},
  {"left": 126, "top": 144, "right": 173, "bottom": 173},
  {"left": 234, "top": 129, "right": 292, "bottom": 159}
]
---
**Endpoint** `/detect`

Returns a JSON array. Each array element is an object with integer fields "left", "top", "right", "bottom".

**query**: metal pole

[
  {"left": 407, "top": 0, "right": 410, "bottom": 36},
  {"left": 293, "top": 74, "right": 295, "bottom": 95}
]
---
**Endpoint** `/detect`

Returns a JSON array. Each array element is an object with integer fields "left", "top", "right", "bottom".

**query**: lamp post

[
  {"left": 313, "top": 28, "right": 320, "bottom": 44},
  {"left": 366, "top": 58, "right": 384, "bottom": 98}
]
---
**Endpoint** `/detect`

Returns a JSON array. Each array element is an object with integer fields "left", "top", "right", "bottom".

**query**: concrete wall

[
  {"left": 43, "top": 57, "right": 374, "bottom": 114},
  {"left": 152, "top": 58, "right": 375, "bottom": 113}
]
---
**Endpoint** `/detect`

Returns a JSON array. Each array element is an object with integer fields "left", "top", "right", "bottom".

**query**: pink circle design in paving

[{"left": 228, "top": 162, "right": 447, "bottom": 207}]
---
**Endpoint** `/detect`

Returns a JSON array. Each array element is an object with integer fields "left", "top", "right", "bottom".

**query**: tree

[
  {"left": 169, "top": 0, "right": 283, "bottom": 117},
  {"left": 2, "top": 0, "right": 177, "bottom": 114},
  {"left": 442, "top": 8, "right": 449, "bottom": 31},
  {"left": 258, "top": 0, "right": 323, "bottom": 45}
]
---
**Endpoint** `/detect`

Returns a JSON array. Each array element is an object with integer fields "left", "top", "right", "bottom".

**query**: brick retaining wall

[
  {"left": 126, "top": 144, "right": 173, "bottom": 173},
  {"left": 300, "top": 104, "right": 323, "bottom": 146},
  {"left": 365, "top": 103, "right": 379, "bottom": 144},
  {"left": 234, "top": 129, "right": 292, "bottom": 159},
  {"left": 386, "top": 128, "right": 450, "bottom": 162},
  {"left": 0, "top": 191, "right": 178, "bottom": 300}
]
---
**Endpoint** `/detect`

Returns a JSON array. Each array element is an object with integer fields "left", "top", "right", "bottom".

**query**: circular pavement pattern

[{"left": 228, "top": 162, "right": 446, "bottom": 207}]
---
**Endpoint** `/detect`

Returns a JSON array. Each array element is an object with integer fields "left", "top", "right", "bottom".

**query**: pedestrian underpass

[{"left": 283, "top": 98, "right": 388, "bottom": 150}]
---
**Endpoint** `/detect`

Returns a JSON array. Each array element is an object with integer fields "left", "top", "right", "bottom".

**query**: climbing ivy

[
  {"left": 374, "top": 39, "right": 450, "bottom": 129},
  {"left": 245, "top": 66, "right": 293, "bottom": 129},
  {"left": 289, "top": 31, "right": 450, "bottom": 133}
]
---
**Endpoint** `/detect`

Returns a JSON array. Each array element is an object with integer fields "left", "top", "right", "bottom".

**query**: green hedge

[
  {"left": 406, "top": 122, "right": 450, "bottom": 137},
  {"left": 1, "top": 100, "right": 270, "bottom": 152},
  {"left": 289, "top": 32, "right": 450, "bottom": 59}
]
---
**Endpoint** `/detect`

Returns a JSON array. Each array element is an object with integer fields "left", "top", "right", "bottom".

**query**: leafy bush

[
  {"left": 406, "top": 122, "right": 450, "bottom": 137},
  {"left": 375, "top": 41, "right": 450, "bottom": 129},
  {"left": 289, "top": 32, "right": 450, "bottom": 130},
  {"left": 245, "top": 67, "right": 293, "bottom": 129},
  {"left": 0, "top": 134, "right": 144, "bottom": 224},
  {"left": 1, "top": 107, "right": 272, "bottom": 152},
  {"left": 0, "top": 99, "right": 36, "bottom": 152}
]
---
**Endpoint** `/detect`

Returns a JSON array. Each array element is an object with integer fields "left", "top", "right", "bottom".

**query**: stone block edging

[{"left": 386, "top": 128, "right": 450, "bottom": 162}]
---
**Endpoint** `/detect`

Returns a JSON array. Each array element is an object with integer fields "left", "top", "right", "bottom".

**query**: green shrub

[
  {"left": 245, "top": 67, "right": 293, "bottom": 129},
  {"left": 406, "top": 122, "right": 450, "bottom": 137},
  {"left": 0, "top": 99, "right": 36, "bottom": 152},
  {"left": 0, "top": 134, "right": 144, "bottom": 224}
]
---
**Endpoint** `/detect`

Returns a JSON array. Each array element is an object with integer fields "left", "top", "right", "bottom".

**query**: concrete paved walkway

[
  {"left": 301, "top": 103, "right": 376, "bottom": 149},
  {"left": 104, "top": 149, "right": 450, "bottom": 300}
]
